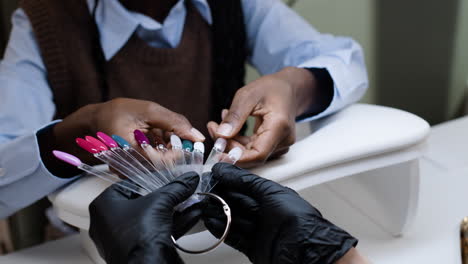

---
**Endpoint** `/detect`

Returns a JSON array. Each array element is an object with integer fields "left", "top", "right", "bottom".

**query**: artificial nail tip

[
  {"left": 97, "top": 132, "right": 118, "bottom": 148},
  {"left": 52, "top": 150, "right": 82, "bottom": 167},
  {"left": 134, "top": 129, "right": 149, "bottom": 145}
]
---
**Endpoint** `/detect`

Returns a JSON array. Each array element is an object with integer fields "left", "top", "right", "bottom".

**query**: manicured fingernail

[
  {"left": 217, "top": 123, "right": 232, "bottom": 136},
  {"left": 191, "top": 128, "right": 205, "bottom": 140}
]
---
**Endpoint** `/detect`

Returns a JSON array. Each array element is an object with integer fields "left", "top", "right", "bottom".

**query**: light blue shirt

[{"left": 0, "top": 0, "right": 368, "bottom": 218}]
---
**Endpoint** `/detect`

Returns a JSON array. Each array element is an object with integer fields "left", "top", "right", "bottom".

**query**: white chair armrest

[
  {"left": 251, "top": 103, "right": 430, "bottom": 184},
  {"left": 49, "top": 103, "right": 430, "bottom": 230}
]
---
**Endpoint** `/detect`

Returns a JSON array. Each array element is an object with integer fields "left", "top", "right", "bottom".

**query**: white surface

[
  {"left": 326, "top": 160, "right": 420, "bottom": 236},
  {"left": 252, "top": 104, "right": 429, "bottom": 182},
  {"left": 4, "top": 115, "right": 468, "bottom": 263},
  {"left": 48, "top": 104, "right": 430, "bottom": 231},
  {"left": 308, "top": 116, "right": 468, "bottom": 263}
]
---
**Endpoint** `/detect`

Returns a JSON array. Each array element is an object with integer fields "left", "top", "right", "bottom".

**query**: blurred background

[{"left": 0, "top": 0, "right": 467, "bottom": 254}]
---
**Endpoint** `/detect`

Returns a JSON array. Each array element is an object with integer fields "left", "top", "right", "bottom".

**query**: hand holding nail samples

[
  {"left": 51, "top": 98, "right": 205, "bottom": 166},
  {"left": 54, "top": 129, "right": 242, "bottom": 209},
  {"left": 207, "top": 72, "right": 300, "bottom": 168}
]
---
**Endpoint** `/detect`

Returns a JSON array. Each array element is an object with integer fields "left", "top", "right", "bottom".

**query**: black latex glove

[
  {"left": 203, "top": 163, "right": 358, "bottom": 264},
  {"left": 89, "top": 172, "right": 201, "bottom": 264}
]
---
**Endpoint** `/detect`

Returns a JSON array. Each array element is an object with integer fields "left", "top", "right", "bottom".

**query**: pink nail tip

[
  {"left": 134, "top": 130, "right": 149, "bottom": 145},
  {"left": 52, "top": 150, "right": 82, "bottom": 167},
  {"left": 97, "top": 132, "right": 118, "bottom": 148},
  {"left": 76, "top": 138, "right": 100, "bottom": 154},
  {"left": 85, "top": 136, "right": 108, "bottom": 151}
]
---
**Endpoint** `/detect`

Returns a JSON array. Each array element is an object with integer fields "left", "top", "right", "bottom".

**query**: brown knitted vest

[{"left": 20, "top": 0, "right": 226, "bottom": 140}]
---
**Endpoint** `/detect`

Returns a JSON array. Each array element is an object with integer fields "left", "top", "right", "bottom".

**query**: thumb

[
  {"left": 152, "top": 172, "right": 200, "bottom": 208},
  {"left": 215, "top": 91, "right": 257, "bottom": 138}
]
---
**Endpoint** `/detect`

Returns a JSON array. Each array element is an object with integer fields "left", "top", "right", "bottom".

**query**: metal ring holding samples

[{"left": 171, "top": 192, "right": 231, "bottom": 254}]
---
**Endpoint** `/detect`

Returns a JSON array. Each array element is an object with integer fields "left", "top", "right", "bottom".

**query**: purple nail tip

[
  {"left": 134, "top": 130, "right": 149, "bottom": 145},
  {"left": 97, "top": 132, "right": 118, "bottom": 148},
  {"left": 52, "top": 150, "right": 82, "bottom": 167}
]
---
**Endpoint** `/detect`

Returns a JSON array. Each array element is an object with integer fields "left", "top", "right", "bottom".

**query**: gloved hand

[
  {"left": 89, "top": 172, "right": 201, "bottom": 264},
  {"left": 203, "top": 163, "right": 358, "bottom": 264}
]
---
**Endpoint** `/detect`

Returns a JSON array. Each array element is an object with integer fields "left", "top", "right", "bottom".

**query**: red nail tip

[
  {"left": 85, "top": 136, "right": 108, "bottom": 151},
  {"left": 76, "top": 138, "right": 100, "bottom": 154}
]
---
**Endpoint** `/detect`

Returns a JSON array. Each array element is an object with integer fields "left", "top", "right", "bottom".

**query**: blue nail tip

[{"left": 112, "top": 135, "right": 130, "bottom": 148}]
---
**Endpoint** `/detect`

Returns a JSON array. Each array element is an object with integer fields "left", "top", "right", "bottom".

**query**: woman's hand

[
  {"left": 47, "top": 98, "right": 205, "bottom": 169},
  {"left": 208, "top": 67, "right": 319, "bottom": 168}
]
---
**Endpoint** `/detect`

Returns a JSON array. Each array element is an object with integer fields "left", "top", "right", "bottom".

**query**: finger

[
  {"left": 268, "top": 147, "right": 290, "bottom": 160},
  {"left": 253, "top": 116, "right": 262, "bottom": 133},
  {"left": 172, "top": 203, "right": 204, "bottom": 239},
  {"left": 89, "top": 184, "right": 130, "bottom": 220},
  {"left": 229, "top": 135, "right": 251, "bottom": 147},
  {"left": 143, "top": 104, "right": 205, "bottom": 142},
  {"left": 207, "top": 121, "right": 219, "bottom": 140},
  {"left": 238, "top": 115, "right": 293, "bottom": 164},
  {"left": 221, "top": 109, "right": 228, "bottom": 120},
  {"left": 211, "top": 163, "right": 287, "bottom": 200},
  {"left": 210, "top": 191, "right": 260, "bottom": 219},
  {"left": 203, "top": 217, "right": 251, "bottom": 252},
  {"left": 151, "top": 172, "right": 200, "bottom": 208},
  {"left": 215, "top": 90, "right": 258, "bottom": 138}
]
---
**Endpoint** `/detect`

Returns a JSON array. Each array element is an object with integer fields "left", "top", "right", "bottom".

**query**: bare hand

[
  {"left": 208, "top": 67, "right": 317, "bottom": 167},
  {"left": 54, "top": 98, "right": 205, "bottom": 164}
]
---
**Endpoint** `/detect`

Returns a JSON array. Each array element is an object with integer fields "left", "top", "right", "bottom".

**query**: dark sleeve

[
  {"left": 295, "top": 68, "right": 334, "bottom": 121},
  {"left": 37, "top": 123, "right": 82, "bottom": 178}
]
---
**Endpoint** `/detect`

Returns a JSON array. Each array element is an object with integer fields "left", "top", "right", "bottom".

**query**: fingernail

[
  {"left": 221, "top": 109, "right": 228, "bottom": 120},
  {"left": 217, "top": 123, "right": 232, "bottom": 136},
  {"left": 191, "top": 128, "right": 206, "bottom": 140}
]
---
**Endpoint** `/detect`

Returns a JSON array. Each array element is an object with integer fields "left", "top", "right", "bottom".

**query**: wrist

[
  {"left": 275, "top": 67, "right": 317, "bottom": 117},
  {"left": 40, "top": 104, "right": 99, "bottom": 178},
  {"left": 335, "top": 248, "right": 370, "bottom": 264},
  {"left": 54, "top": 103, "right": 97, "bottom": 141}
]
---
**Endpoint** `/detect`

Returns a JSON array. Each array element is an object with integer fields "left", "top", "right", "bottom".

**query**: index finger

[{"left": 237, "top": 116, "right": 287, "bottom": 164}]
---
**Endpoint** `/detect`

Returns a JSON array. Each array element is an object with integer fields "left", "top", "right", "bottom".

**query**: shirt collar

[{"left": 86, "top": 0, "right": 212, "bottom": 60}]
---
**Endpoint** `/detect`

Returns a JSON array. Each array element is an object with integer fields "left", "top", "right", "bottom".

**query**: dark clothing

[{"left": 20, "top": 0, "right": 247, "bottom": 134}]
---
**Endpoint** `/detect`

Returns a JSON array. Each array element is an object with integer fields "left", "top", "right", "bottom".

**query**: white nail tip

[
  {"left": 228, "top": 147, "right": 243, "bottom": 161},
  {"left": 170, "top": 135, "right": 182, "bottom": 149},
  {"left": 194, "top": 142, "right": 205, "bottom": 153},
  {"left": 214, "top": 138, "right": 227, "bottom": 152}
]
